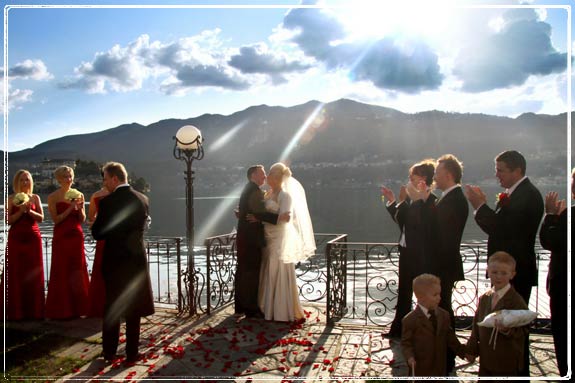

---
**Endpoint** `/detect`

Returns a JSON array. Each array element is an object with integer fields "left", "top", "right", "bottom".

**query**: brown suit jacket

[
  {"left": 401, "top": 305, "right": 465, "bottom": 376},
  {"left": 466, "top": 286, "right": 528, "bottom": 376}
]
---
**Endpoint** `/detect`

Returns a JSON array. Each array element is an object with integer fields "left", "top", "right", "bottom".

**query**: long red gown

[
  {"left": 45, "top": 202, "right": 90, "bottom": 319},
  {"left": 2, "top": 200, "right": 45, "bottom": 320},
  {"left": 88, "top": 196, "right": 106, "bottom": 317}
]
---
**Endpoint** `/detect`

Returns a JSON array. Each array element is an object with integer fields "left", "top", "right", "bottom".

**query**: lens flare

[
  {"left": 209, "top": 120, "right": 247, "bottom": 152},
  {"left": 279, "top": 102, "right": 326, "bottom": 162},
  {"left": 195, "top": 185, "right": 243, "bottom": 245}
]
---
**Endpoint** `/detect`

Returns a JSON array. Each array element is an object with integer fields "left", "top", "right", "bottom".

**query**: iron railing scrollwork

[{"left": 326, "top": 234, "right": 348, "bottom": 323}]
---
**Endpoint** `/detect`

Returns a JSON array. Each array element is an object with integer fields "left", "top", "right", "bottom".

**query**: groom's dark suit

[
  {"left": 92, "top": 185, "right": 154, "bottom": 360},
  {"left": 474, "top": 177, "right": 543, "bottom": 302},
  {"left": 235, "top": 181, "right": 278, "bottom": 316}
]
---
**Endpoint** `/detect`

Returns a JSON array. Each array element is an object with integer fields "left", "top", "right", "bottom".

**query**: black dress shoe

[
  {"left": 125, "top": 353, "right": 141, "bottom": 363},
  {"left": 103, "top": 353, "right": 117, "bottom": 363}
]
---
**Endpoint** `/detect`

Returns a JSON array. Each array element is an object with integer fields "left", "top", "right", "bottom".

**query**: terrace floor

[{"left": 4, "top": 303, "right": 563, "bottom": 382}]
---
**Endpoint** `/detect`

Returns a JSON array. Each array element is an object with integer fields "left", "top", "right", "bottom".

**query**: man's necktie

[
  {"left": 429, "top": 309, "right": 438, "bottom": 332},
  {"left": 491, "top": 293, "right": 499, "bottom": 310}
]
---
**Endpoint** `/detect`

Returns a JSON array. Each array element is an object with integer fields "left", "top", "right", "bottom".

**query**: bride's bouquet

[
  {"left": 13, "top": 192, "right": 30, "bottom": 206},
  {"left": 65, "top": 188, "right": 83, "bottom": 201}
]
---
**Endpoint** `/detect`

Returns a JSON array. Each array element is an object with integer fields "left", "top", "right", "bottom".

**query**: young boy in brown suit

[
  {"left": 400, "top": 274, "right": 467, "bottom": 376},
  {"left": 466, "top": 251, "right": 529, "bottom": 376}
]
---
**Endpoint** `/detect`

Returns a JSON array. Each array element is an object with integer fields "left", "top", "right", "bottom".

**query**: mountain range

[{"left": 3, "top": 98, "right": 571, "bottom": 195}]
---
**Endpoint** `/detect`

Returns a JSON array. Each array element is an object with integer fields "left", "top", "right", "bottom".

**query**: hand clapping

[
  {"left": 544, "top": 191, "right": 566, "bottom": 215},
  {"left": 464, "top": 184, "right": 487, "bottom": 210}
]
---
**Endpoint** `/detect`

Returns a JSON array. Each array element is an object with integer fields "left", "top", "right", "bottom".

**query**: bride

[{"left": 258, "top": 162, "right": 316, "bottom": 322}]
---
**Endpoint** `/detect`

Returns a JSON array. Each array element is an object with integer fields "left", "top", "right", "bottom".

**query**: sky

[{"left": 1, "top": 0, "right": 573, "bottom": 152}]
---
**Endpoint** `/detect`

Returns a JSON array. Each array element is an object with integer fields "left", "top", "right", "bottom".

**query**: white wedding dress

[{"left": 258, "top": 190, "right": 305, "bottom": 322}]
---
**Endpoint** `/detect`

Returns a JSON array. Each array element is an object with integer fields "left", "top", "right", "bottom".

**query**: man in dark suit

[
  {"left": 431, "top": 154, "right": 469, "bottom": 373},
  {"left": 465, "top": 150, "right": 544, "bottom": 376},
  {"left": 235, "top": 165, "right": 281, "bottom": 317},
  {"left": 538, "top": 170, "right": 571, "bottom": 377},
  {"left": 92, "top": 162, "right": 155, "bottom": 363}
]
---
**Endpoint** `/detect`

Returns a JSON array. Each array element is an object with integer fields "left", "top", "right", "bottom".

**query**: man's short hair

[
  {"left": 247, "top": 165, "right": 264, "bottom": 180},
  {"left": 412, "top": 273, "right": 441, "bottom": 297},
  {"left": 410, "top": 159, "right": 436, "bottom": 186},
  {"left": 488, "top": 251, "right": 516, "bottom": 270},
  {"left": 437, "top": 154, "right": 463, "bottom": 184},
  {"left": 496, "top": 150, "right": 526, "bottom": 176},
  {"left": 103, "top": 161, "right": 128, "bottom": 183}
]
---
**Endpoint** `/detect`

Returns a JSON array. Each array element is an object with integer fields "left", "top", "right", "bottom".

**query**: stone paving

[{"left": 5, "top": 303, "right": 563, "bottom": 382}]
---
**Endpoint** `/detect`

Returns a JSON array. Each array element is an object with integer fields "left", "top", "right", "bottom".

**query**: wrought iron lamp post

[{"left": 172, "top": 125, "right": 204, "bottom": 314}]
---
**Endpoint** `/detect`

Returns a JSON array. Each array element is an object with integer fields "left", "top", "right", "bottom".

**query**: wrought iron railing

[
  {"left": 36, "top": 234, "right": 184, "bottom": 309},
  {"left": 323, "top": 239, "right": 551, "bottom": 331}
]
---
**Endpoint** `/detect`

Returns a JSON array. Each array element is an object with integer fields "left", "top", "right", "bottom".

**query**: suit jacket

[
  {"left": 91, "top": 186, "right": 154, "bottom": 318},
  {"left": 237, "top": 181, "right": 278, "bottom": 248},
  {"left": 539, "top": 206, "right": 570, "bottom": 297},
  {"left": 466, "top": 286, "right": 528, "bottom": 376},
  {"left": 475, "top": 177, "right": 544, "bottom": 286},
  {"left": 404, "top": 194, "right": 439, "bottom": 277},
  {"left": 433, "top": 186, "right": 469, "bottom": 283},
  {"left": 401, "top": 305, "right": 465, "bottom": 376}
]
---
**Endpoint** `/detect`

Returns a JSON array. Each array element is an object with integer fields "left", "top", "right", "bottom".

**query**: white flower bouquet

[
  {"left": 65, "top": 188, "right": 83, "bottom": 201},
  {"left": 13, "top": 192, "right": 30, "bottom": 206}
]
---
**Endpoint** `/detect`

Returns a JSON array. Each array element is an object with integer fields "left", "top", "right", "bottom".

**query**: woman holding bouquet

[
  {"left": 45, "top": 166, "right": 90, "bottom": 319},
  {"left": 1, "top": 170, "right": 45, "bottom": 320}
]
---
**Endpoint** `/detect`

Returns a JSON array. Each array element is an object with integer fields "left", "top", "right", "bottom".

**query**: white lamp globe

[{"left": 176, "top": 125, "right": 202, "bottom": 150}]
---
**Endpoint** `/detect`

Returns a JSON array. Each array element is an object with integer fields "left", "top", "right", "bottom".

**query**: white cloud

[{"left": 7, "top": 59, "right": 53, "bottom": 80}]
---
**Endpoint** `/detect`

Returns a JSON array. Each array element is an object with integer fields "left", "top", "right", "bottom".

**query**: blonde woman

[
  {"left": 2, "top": 170, "right": 45, "bottom": 320},
  {"left": 257, "top": 162, "right": 316, "bottom": 322},
  {"left": 45, "top": 166, "right": 90, "bottom": 319}
]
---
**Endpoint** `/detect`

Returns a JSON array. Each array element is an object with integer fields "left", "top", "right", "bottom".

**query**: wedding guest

[
  {"left": 466, "top": 251, "right": 529, "bottom": 377},
  {"left": 538, "top": 169, "right": 571, "bottom": 377},
  {"left": 1, "top": 170, "right": 45, "bottom": 320},
  {"left": 465, "top": 150, "right": 543, "bottom": 376},
  {"left": 92, "top": 162, "right": 155, "bottom": 363},
  {"left": 381, "top": 159, "right": 437, "bottom": 337},
  {"left": 45, "top": 166, "right": 90, "bottom": 319},
  {"left": 400, "top": 274, "right": 466, "bottom": 377},
  {"left": 87, "top": 184, "right": 110, "bottom": 317},
  {"left": 235, "top": 165, "right": 280, "bottom": 318},
  {"left": 431, "top": 154, "right": 469, "bottom": 373}
]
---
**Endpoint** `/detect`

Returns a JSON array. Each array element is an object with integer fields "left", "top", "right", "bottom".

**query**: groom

[{"left": 235, "top": 165, "right": 281, "bottom": 317}]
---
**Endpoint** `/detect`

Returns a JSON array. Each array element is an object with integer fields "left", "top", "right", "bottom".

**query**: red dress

[
  {"left": 45, "top": 202, "right": 90, "bottom": 319},
  {"left": 2, "top": 200, "right": 45, "bottom": 320},
  {"left": 88, "top": 196, "right": 106, "bottom": 317}
]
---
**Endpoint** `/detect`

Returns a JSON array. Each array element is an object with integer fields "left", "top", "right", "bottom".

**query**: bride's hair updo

[{"left": 269, "top": 162, "right": 292, "bottom": 183}]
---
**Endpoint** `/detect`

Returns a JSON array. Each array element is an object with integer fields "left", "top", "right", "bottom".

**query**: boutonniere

[{"left": 496, "top": 192, "right": 510, "bottom": 207}]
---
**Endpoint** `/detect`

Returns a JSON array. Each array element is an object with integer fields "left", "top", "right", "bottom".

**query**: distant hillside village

[{"left": 8, "top": 158, "right": 150, "bottom": 196}]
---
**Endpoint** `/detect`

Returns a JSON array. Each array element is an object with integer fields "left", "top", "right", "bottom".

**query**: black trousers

[
  {"left": 439, "top": 277, "right": 456, "bottom": 372},
  {"left": 102, "top": 310, "right": 141, "bottom": 359},
  {"left": 234, "top": 236, "right": 263, "bottom": 316},
  {"left": 512, "top": 280, "right": 532, "bottom": 377},
  {"left": 550, "top": 286, "right": 568, "bottom": 376},
  {"left": 389, "top": 246, "right": 413, "bottom": 335}
]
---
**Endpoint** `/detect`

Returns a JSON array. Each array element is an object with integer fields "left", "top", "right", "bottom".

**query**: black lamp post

[{"left": 172, "top": 125, "right": 204, "bottom": 314}]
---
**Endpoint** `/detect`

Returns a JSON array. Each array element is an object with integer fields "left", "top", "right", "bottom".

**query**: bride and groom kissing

[{"left": 234, "top": 162, "right": 316, "bottom": 322}]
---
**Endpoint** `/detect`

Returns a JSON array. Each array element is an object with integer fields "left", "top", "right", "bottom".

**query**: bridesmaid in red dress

[
  {"left": 45, "top": 166, "right": 90, "bottom": 319},
  {"left": 87, "top": 186, "right": 109, "bottom": 317},
  {"left": 2, "top": 170, "right": 45, "bottom": 320}
]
